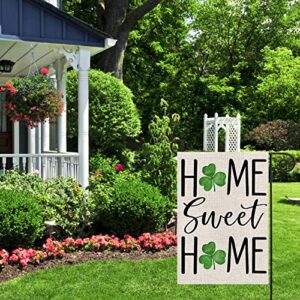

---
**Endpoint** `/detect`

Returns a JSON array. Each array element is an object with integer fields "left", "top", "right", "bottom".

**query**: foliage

[
  {"left": 124, "top": 0, "right": 300, "bottom": 149},
  {"left": 66, "top": 69, "right": 141, "bottom": 155},
  {"left": 0, "top": 171, "right": 93, "bottom": 237},
  {"left": 247, "top": 120, "right": 300, "bottom": 151},
  {"left": 1, "top": 68, "right": 63, "bottom": 127},
  {"left": 89, "top": 154, "right": 127, "bottom": 221},
  {"left": 90, "top": 154, "right": 122, "bottom": 182},
  {"left": 0, "top": 189, "right": 44, "bottom": 249},
  {"left": 271, "top": 150, "right": 300, "bottom": 182},
  {"left": 0, "top": 183, "right": 299, "bottom": 300},
  {"left": 137, "top": 101, "right": 178, "bottom": 200},
  {"left": 93, "top": 175, "right": 175, "bottom": 237},
  {"left": 246, "top": 47, "right": 300, "bottom": 124},
  {"left": 124, "top": 0, "right": 196, "bottom": 134},
  {"left": 64, "top": 0, "right": 167, "bottom": 78},
  {"left": 0, "top": 170, "right": 44, "bottom": 194},
  {"left": 39, "top": 177, "right": 94, "bottom": 237}
]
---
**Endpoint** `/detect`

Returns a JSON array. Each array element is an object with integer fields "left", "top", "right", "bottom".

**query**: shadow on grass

[{"left": 279, "top": 197, "right": 300, "bottom": 206}]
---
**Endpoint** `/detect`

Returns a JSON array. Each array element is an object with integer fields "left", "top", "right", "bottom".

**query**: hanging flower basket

[{"left": 1, "top": 68, "right": 64, "bottom": 128}]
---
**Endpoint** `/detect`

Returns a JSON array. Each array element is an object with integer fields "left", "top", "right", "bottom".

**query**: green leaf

[
  {"left": 202, "top": 163, "right": 216, "bottom": 177},
  {"left": 199, "top": 177, "right": 213, "bottom": 191},
  {"left": 214, "top": 172, "right": 226, "bottom": 187},
  {"left": 202, "top": 241, "right": 216, "bottom": 255},
  {"left": 213, "top": 250, "right": 226, "bottom": 265},
  {"left": 199, "top": 255, "right": 213, "bottom": 269}
]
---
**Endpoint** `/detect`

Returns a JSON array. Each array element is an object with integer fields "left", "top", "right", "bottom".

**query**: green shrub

[
  {"left": 0, "top": 189, "right": 44, "bottom": 249},
  {"left": 39, "top": 177, "right": 95, "bottom": 237},
  {"left": 0, "top": 170, "right": 44, "bottom": 195},
  {"left": 67, "top": 69, "right": 141, "bottom": 154},
  {"left": 271, "top": 150, "right": 300, "bottom": 182},
  {"left": 0, "top": 171, "right": 94, "bottom": 237},
  {"left": 90, "top": 154, "right": 120, "bottom": 183},
  {"left": 137, "top": 100, "right": 179, "bottom": 200},
  {"left": 247, "top": 120, "right": 300, "bottom": 151},
  {"left": 93, "top": 175, "right": 174, "bottom": 237}
]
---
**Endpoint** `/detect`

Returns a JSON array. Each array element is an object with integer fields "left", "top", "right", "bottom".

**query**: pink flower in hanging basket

[
  {"left": 40, "top": 68, "right": 49, "bottom": 76},
  {"left": 2, "top": 73, "right": 63, "bottom": 128}
]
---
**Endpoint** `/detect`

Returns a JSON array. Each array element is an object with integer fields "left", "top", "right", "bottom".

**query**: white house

[{"left": 0, "top": 0, "right": 116, "bottom": 187}]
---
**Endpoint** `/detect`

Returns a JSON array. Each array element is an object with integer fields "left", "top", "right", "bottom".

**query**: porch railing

[{"left": 0, "top": 153, "right": 79, "bottom": 181}]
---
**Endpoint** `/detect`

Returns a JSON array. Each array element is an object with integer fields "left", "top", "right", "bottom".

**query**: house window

[{"left": 0, "top": 93, "right": 7, "bottom": 133}]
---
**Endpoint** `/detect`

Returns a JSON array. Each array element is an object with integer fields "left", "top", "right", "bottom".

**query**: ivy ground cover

[{"left": 0, "top": 183, "right": 299, "bottom": 300}]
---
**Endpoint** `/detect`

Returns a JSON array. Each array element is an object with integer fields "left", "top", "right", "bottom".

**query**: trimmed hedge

[
  {"left": 93, "top": 175, "right": 175, "bottom": 237},
  {"left": 0, "top": 189, "right": 44, "bottom": 249},
  {"left": 66, "top": 69, "right": 141, "bottom": 154}
]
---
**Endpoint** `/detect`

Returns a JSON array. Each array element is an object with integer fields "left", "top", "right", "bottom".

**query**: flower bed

[{"left": 0, "top": 232, "right": 177, "bottom": 270}]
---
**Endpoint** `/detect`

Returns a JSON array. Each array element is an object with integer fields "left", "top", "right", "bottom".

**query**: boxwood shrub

[
  {"left": 66, "top": 69, "right": 141, "bottom": 155},
  {"left": 93, "top": 175, "right": 175, "bottom": 237},
  {"left": 0, "top": 189, "right": 44, "bottom": 249}
]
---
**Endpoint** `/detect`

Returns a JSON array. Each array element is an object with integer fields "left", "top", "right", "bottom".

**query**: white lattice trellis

[{"left": 203, "top": 113, "right": 241, "bottom": 152}]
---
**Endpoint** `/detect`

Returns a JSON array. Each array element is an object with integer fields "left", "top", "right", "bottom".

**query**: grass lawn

[{"left": 0, "top": 183, "right": 299, "bottom": 300}]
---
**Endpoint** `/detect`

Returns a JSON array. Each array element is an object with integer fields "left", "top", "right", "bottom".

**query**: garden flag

[{"left": 177, "top": 152, "right": 269, "bottom": 284}]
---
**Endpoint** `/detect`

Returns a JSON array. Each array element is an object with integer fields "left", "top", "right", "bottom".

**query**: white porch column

[
  {"left": 13, "top": 122, "right": 20, "bottom": 169},
  {"left": 77, "top": 49, "right": 90, "bottom": 188},
  {"left": 55, "top": 58, "right": 67, "bottom": 153},
  {"left": 13, "top": 122, "right": 20, "bottom": 154},
  {"left": 28, "top": 127, "right": 36, "bottom": 172},
  {"left": 42, "top": 120, "right": 50, "bottom": 151}
]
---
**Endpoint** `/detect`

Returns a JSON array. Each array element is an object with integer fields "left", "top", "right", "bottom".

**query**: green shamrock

[
  {"left": 199, "top": 241, "right": 226, "bottom": 270},
  {"left": 199, "top": 163, "right": 226, "bottom": 192}
]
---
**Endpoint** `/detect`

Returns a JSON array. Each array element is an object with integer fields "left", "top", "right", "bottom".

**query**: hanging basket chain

[{"left": 27, "top": 49, "right": 39, "bottom": 77}]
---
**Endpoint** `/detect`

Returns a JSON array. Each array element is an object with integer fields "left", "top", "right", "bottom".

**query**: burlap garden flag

[{"left": 177, "top": 152, "right": 269, "bottom": 284}]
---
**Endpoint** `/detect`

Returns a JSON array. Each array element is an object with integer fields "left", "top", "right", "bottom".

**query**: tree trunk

[
  {"left": 93, "top": 0, "right": 163, "bottom": 79},
  {"left": 97, "top": 28, "right": 130, "bottom": 80}
]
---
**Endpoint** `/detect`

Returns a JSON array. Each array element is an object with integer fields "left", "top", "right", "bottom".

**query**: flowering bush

[
  {"left": 0, "top": 232, "right": 177, "bottom": 269},
  {"left": 9, "top": 248, "right": 47, "bottom": 267},
  {"left": 1, "top": 68, "right": 64, "bottom": 127},
  {"left": 137, "top": 232, "right": 177, "bottom": 251},
  {"left": 0, "top": 249, "right": 9, "bottom": 269}
]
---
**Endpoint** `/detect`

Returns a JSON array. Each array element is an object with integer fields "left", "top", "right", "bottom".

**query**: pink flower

[
  {"left": 114, "top": 164, "right": 125, "bottom": 172},
  {"left": 32, "top": 169, "right": 39, "bottom": 175},
  {"left": 40, "top": 68, "right": 49, "bottom": 75}
]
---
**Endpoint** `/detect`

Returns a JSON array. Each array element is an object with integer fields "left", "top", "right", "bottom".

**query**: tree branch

[
  {"left": 124, "top": 0, "right": 163, "bottom": 29},
  {"left": 95, "top": 0, "right": 105, "bottom": 29}
]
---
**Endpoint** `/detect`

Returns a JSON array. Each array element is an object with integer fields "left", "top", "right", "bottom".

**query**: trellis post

[
  {"left": 214, "top": 112, "right": 218, "bottom": 152},
  {"left": 237, "top": 114, "right": 241, "bottom": 152},
  {"left": 203, "top": 113, "right": 208, "bottom": 151},
  {"left": 203, "top": 113, "right": 241, "bottom": 152}
]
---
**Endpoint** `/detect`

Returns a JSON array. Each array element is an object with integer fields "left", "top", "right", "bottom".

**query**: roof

[{"left": 0, "top": 0, "right": 111, "bottom": 47}]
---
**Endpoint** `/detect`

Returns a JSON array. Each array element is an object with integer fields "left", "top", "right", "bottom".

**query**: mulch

[{"left": 0, "top": 246, "right": 177, "bottom": 283}]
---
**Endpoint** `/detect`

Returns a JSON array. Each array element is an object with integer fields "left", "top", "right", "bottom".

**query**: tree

[
  {"left": 63, "top": 0, "right": 164, "bottom": 79},
  {"left": 124, "top": 0, "right": 198, "bottom": 137},
  {"left": 248, "top": 47, "right": 300, "bottom": 123},
  {"left": 123, "top": 0, "right": 300, "bottom": 149}
]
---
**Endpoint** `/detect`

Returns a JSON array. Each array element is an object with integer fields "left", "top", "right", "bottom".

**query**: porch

[
  {"left": 0, "top": 152, "right": 79, "bottom": 180},
  {"left": 0, "top": 0, "right": 116, "bottom": 187}
]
